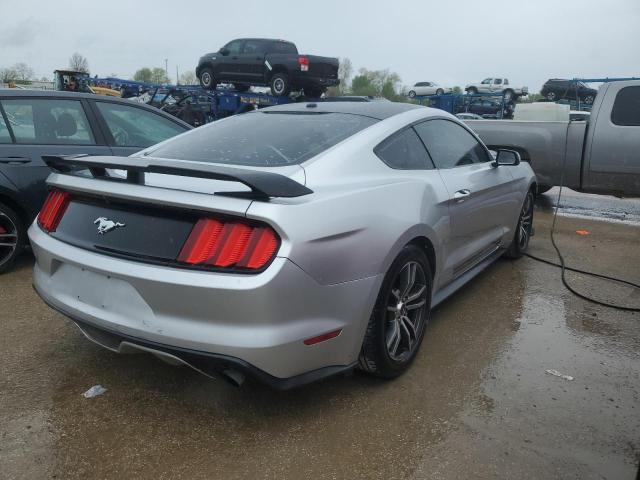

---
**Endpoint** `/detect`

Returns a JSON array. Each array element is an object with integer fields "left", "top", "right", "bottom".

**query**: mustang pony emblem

[{"left": 94, "top": 217, "right": 126, "bottom": 235}]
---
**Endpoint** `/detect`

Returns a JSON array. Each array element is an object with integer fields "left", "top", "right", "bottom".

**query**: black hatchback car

[
  {"left": 0, "top": 90, "right": 191, "bottom": 273},
  {"left": 540, "top": 79, "right": 598, "bottom": 104}
]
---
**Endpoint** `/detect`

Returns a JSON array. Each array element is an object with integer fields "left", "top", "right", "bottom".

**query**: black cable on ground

[{"left": 524, "top": 137, "right": 640, "bottom": 312}]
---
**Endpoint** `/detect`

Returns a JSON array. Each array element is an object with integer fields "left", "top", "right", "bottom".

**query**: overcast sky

[{"left": 1, "top": 0, "right": 638, "bottom": 92}]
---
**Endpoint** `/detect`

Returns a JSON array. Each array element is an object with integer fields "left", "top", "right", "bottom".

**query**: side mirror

[
  {"left": 493, "top": 149, "right": 521, "bottom": 166},
  {"left": 219, "top": 48, "right": 230, "bottom": 56}
]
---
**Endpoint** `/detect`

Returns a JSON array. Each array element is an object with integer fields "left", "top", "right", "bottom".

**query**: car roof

[
  {"left": 260, "top": 101, "right": 423, "bottom": 120},
  {"left": 231, "top": 38, "right": 294, "bottom": 44},
  {"left": 0, "top": 89, "right": 191, "bottom": 127}
]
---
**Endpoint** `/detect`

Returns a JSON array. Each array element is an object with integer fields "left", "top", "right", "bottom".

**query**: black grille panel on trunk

[{"left": 52, "top": 198, "right": 195, "bottom": 263}]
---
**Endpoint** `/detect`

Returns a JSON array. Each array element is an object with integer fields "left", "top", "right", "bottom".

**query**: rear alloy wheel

[
  {"left": 505, "top": 190, "right": 534, "bottom": 259},
  {"left": 270, "top": 73, "right": 291, "bottom": 96},
  {"left": 583, "top": 95, "right": 595, "bottom": 105},
  {"left": 359, "top": 245, "right": 432, "bottom": 378},
  {"left": 436, "top": 88, "right": 444, "bottom": 95},
  {"left": 408, "top": 90, "right": 417, "bottom": 98},
  {"left": 199, "top": 68, "right": 216, "bottom": 90},
  {"left": 0, "top": 202, "right": 25, "bottom": 274},
  {"left": 546, "top": 91, "right": 557, "bottom": 101}
]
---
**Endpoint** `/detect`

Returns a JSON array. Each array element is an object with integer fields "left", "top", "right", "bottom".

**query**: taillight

[
  {"left": 38, "top": 190, "right": 70, "bottom": 232},
  {"left": 177, "top": 218, "right": 280, "bottom": 271},
  {"left": 298, "top": 56, "right": 309, "bottom": 72}
]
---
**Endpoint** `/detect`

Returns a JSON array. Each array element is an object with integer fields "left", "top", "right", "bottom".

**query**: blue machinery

[
  {"left": 414, "top": 92, "right": 512, "bottom": 118},
  {"left": 88, "top": 77, "right": 313, "bottom": 122}
]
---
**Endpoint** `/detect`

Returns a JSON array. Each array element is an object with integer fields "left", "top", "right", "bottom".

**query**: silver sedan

[{"left": 29, "top": 102, "right": 536, "bottom": 389}]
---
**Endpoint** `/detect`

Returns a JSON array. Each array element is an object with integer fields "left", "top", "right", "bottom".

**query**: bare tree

[
  {"left": 0, "top": 67, "right": 18, "bottom": 83},
  {"left": 13, "top": 62, "right": 34, "bottom": 81},
  {"left": 338, "top": 57, "right": 353, "bottom": 93},
  {"left": 150, "top": 67, "right": 170, "bottom": 84},
  {"left": 69, "top": 52, "right": 89, "bottom": 73},
  {"left": 179, "top": 71, "right": 197, "bottom": 85}
]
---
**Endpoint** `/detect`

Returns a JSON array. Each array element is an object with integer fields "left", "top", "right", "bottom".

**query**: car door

[
  {"left": 0, "top": 96, "right": 110, "bottom": 220},
  {"left": 218, "top": 40, "right": 245, "bottom": 81},
  {"left": 491, "top": 78, "right": 502, "bottom": 92},
  {"left": 479, "top": 78, "right": 492, "bottom": 92},
  {"left": 414, "top": 118, "right": 518, "bottom": 279},
  {"left": 89, "top": 100, "right": 189, "bottom": 156},
  {"left": 582, "top": 83, "right": 640, "bottom": 197},
  {"left": 236, "top": 39, "right": 267, "bottom": 81}
]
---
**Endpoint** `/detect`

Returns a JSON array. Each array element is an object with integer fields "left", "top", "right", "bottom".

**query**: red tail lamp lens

[
  {"left": 178, "top": 218, "right": 280, "bottom": 271},
  {"left": 38, "top": 190, "right": 70, "bottom": 232}
]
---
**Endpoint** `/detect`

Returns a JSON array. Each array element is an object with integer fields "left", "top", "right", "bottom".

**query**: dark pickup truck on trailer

[{"left": 196, "top": 38, "right": 340, "bottom": 97}]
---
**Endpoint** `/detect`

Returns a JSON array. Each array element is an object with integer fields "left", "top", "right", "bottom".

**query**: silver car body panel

[{"left": 30, "top": 103, "right": 536, "bottom": 383}]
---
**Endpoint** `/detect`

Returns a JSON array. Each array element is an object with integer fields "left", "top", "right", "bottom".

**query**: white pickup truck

[
  {"left": 465, "top": 80, "right": 640, "bottom": 197},
  {"left": 465, "top": 77, "right": 528, "bottom": 100}
]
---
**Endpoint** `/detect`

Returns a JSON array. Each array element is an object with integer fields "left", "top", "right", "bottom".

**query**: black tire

[
  {"left": 234, "top": 84, "right": 251, "bottom": 92},
  {"left": 436, "top": 88, "right": 444, "bottom": 95},
  {"left": 467, "top": 87, "right": 478, "bottom": 95},
  {"left": 359, "top": 245, "right": 432, "bottom": 378},
  {"left": 537, "top": 184, "right": 553, "bottom": 194},
  {"left": 503, "top": 89, "right": 514, "bottom": 101},
  {"left": 505, "top": 189, "right": 534, "bottom": 259},
  {"left": 582, "top": 94, "right": 595, "bottom": 105},
  {"left": 408, "top": 90, "right": 416, "bottom": 98},
  {"left": 546, "top": 91, "right": 557, "bottom": 101},
  {"left": 199, "top": 68, "right": 216, "bottom": 90},
  {"left": 270, "top": 73, "right": 291, "bottom": 96},
  {"left": 0, "top": 202, "right": 25, "bottom": 274}
]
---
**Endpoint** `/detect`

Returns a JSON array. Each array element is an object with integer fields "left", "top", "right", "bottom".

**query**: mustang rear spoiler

[{"left": 42, "top": 155, "right": 313, "bottom": 199}]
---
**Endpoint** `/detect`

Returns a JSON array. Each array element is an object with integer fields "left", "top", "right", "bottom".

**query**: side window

[
  {"left": 414, "top": 119, "right": 491, "bottom": 169},
  {"left": 374, "top": 128, "right": 433, "bottom": 170},
  {"left": 0, "top": 98, "right": 95, "bottom": 145},
  {"left": 504, "top": 79, "right": 509, "bottom": 85},
  {"left": 225, "top": 40, "right": 243, "bottom": 54},
  {"left": 0, "top": 107, "right": 12, "bottom": 143},
  {"left": 243, "top": 40, "right": 265, "bottom": 54},
  {"left": 611, "top": 86, "right": 640, "bottom": 126},
  {"left": 494, "top": 78, "right": 502, "bottom": 85},
  {"left": 481, "top": 78, "right": 491, "bottom": 84},
  {"left": 271, "top": 42, "right": 297, "bottom": 54},
  {"left": 95, "top": 102, "right": 186, "bottom": 148}
]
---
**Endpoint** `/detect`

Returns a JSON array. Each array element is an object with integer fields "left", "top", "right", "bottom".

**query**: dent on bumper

[{"left": 29, "top": 225, "right": 382, "bottom": 379}]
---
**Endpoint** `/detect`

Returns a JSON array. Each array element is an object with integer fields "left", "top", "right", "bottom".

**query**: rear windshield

[{"left": 148, "top": 111, "right": 378, "bottom": 166}]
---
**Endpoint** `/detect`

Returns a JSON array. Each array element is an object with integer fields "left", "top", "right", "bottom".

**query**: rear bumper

[
  {"left": 293, "top": 74, "right": 340, "bottom": 89},
  {"left": 29, "top": 224, "right": 382, "bottom": 382},
  {"left": 35, "top": 292, "right": 356, "bottom": 390}
]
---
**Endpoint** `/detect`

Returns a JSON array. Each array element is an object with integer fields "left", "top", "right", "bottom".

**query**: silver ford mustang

[{"left": 29, "top": 102, "right": 536, "bottom": 389}]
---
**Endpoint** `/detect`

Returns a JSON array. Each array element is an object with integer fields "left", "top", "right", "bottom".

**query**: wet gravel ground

[{"left": 1, "top": 194, "right": 639, "bottom": 479}]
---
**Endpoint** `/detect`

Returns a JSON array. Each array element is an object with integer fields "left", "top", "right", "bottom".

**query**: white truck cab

[{"left": 465, "top": 78, "right": 528, "bottom": 100}]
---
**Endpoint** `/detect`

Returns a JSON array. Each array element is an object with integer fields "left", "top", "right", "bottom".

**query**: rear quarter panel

[{"left": 246, "top": 110, "right": 453, "bottom": 289}]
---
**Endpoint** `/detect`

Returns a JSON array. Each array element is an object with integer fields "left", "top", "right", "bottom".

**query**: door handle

[
  {"left": 0, "top": 156, "right": 30, "bottom": 164},
  {"left": 453, "top": 189, "right": 471, "bottom": 202}
]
